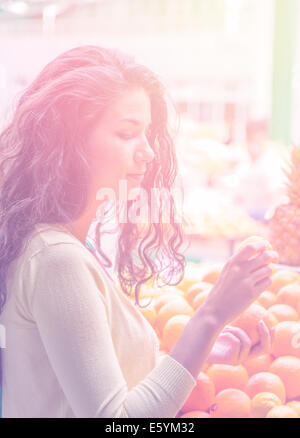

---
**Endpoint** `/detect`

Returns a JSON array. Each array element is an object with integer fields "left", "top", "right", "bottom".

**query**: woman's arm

[{"left": 167, "top": 305, "right": 223, "bottom": 379}]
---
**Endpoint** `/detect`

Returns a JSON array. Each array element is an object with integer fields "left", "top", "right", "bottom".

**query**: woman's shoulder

[
  {"left": 4, "top": 223, "right": 109, "bottom": 326},
  {"left": 10, "top": 223, "right": 101, "bottom": 284},
  {"left": 14, "top": 223, "right": 109, "bottom": 299},
  {"left": 22, "top": 223, "right": 87, "bottom": 260}
]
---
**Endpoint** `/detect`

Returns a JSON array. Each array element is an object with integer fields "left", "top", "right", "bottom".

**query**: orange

[
  {"left": 206, "top": 364, "right": 248, "bottom": 394},
  {"left": 162, "top": 314, "right": 191, "bottom": 351},
  {"left": 269, "top": 270, "right": 300, "bottom": 295},
  {"left": 139, "top": 286, "right": 159, "bottom": 299},
  {"left": 140, "top": 283, "right": 184, "bottom": 299},
  {"left": 185, "top": 282, "right": 212, "bottom": 306},
  {"left": 180, "top": 411, "right": 211, "bottom": 418},
  {"left": 237, "top": 236, "right": 277, "bottom": 272},
  {"left": 192, "top": 290, "right": 211, "bottom": 310},
  {"left": 156, "top": 299, "right": 193, "bottom": 335},
  {"left": 285, "top": 401, "right": 300, "bottom": 416},
  {"left": 243, "top": 354, "right": 273, "bottom": 377},
  {"left": 268, "top": 312, "right": 279, "bottom": 327},
  {"left": 210, "top": 389, "right": 251, "bottom": 418},
  {"left": 154, "top": 325, "right": 161, "bottom": 339},
  {"left": 250, "top": 392, "right": 282, "bottom": 418},
  {"left": 161, "top": 284, "right": 185, "bottom": 295},
  {"left": 201, "top": 265, "right": 223, "bottom": 284},
  {"left": 181, "top": 372, "right": 215, "bottom": 413},
  {"left": 271, "top": 321, "right": 300, "bottom": 358},
  {"left": 268, "top": 304, "right": 299, "bottom": 322},
  {"left": 266, "top": 405, "right": 299, "bottom": 418},
  {"left": 245, "top": 372, "right": 286, "bottom": 403},
  {"left": 269, "top": 356, "right": 300, "bottom": 400},
  {"left": 138, "top": 301, "right": 157, "bottom": 327},
  {"left": 257, "top": 291, "right": 278, "bottom": 309},
  {"left": 277, "top": 283, "right": 300, "bottom": 309},
  {"left": 153, "top": 293, "right": 186, "bottom": 313},
  {"left": 202, "top": 362, "right": 210, "bottom": 373},
  {"left": 143, "top": 277, "right": 155, "bottom": 288},
  {"left": 237, "top": 235, "right": 273, "bottom": 253},
  {"left": 232, "top": 303, "right": 278, "bottom": 345}
]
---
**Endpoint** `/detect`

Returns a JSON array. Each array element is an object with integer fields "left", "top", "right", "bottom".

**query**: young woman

[{"left": 0, "top": 46, "right": 277, "bottom": 418}]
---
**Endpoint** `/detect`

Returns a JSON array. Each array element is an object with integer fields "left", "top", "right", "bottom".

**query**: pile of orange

[{"left": 135, "top": 236, "right": 300, "bottom": 418}]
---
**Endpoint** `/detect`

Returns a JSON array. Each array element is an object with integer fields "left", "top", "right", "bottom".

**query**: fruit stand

[
  {"left": 132, "top": 143, "right": 300, "bottom": 418},
  {"left": 136, "top": 261, "right": 300, "bottom": 418}
]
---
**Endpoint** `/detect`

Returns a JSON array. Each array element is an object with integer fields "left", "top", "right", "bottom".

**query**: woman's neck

[{"left": 66, "top": 198, "right": 102, "bottom": 245}]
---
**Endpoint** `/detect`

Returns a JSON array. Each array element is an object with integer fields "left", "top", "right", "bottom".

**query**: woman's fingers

[
  {"left": 235, "top": 242, "right": 267, "bottom": 263},
  {"left": 253, "top": 276, "right": 272, "bottom": 294},
  {"left": 222, "top": 326, "right": 252, "bottom": 363},
  {"left": 220, "top": 321, "right": 271, "bottom": 364},
  {"left": 251, "top": 264, "right": 273, "bottom": 284},
  {"left": 208, "top": 332, "right": 241, "bottom": 365},
  {"left": 247, "top": 251, "right": 279, "bottom": 273},
  {"left": 248, "top": 320, "right": 272, "bottom": 359},
  {"left": 206, "top": 242, "right": 277, "bottom": 329}
]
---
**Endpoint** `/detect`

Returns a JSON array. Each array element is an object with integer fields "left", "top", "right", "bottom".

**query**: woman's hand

[
  {"left": 206, "top": 320, "right": 271, "bottom": 366},
  {"left": 168, "top": 241, "right": 277, "bottom": 380},
  {"left": 200, "top": 241, "right": 278, "bottom": 328}
]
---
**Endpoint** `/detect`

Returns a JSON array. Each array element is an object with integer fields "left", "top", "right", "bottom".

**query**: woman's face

[{"left": 86, "top": 87, "right": 155, "bottom": 201}]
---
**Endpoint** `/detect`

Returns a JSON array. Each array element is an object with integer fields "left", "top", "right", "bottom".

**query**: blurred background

[{"left": 0, "top": 0, "right": 299, "bottom": 263}]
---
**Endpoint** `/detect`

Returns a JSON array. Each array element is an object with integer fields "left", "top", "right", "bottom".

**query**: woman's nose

[{"left": 134, "top": 135, "right": 155, "bottom": 164}]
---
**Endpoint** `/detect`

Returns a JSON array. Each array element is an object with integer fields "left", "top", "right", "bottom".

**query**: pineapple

[{"left": 269, "top": 146, "right": 300, "bottom": 266}]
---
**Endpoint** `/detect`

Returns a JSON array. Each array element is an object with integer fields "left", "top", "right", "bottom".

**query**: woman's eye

[
  {"left": 118, "top": 132, "right": 135, "bottom": 140},
  {"left": 117, "top": 128, "right": 152, "bottom": 141}
]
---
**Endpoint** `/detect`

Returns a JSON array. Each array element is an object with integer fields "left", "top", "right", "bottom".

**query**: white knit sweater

[{"left": 0, "top": 224, "right": 196, "bottom": 418}]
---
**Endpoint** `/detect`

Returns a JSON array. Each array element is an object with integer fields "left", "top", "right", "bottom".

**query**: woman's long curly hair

[{"left": 0, "top": 45, "right": 186, "bottom": 315}]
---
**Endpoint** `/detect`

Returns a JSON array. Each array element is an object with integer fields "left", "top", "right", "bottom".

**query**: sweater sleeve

[{"left": 24, "top": 243, "right": 196, "bottom": 418}]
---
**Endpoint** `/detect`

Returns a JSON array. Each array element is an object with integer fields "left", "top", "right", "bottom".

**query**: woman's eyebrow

[{"left": 119, "top": 118, "right": 151, "bottom": 127}]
